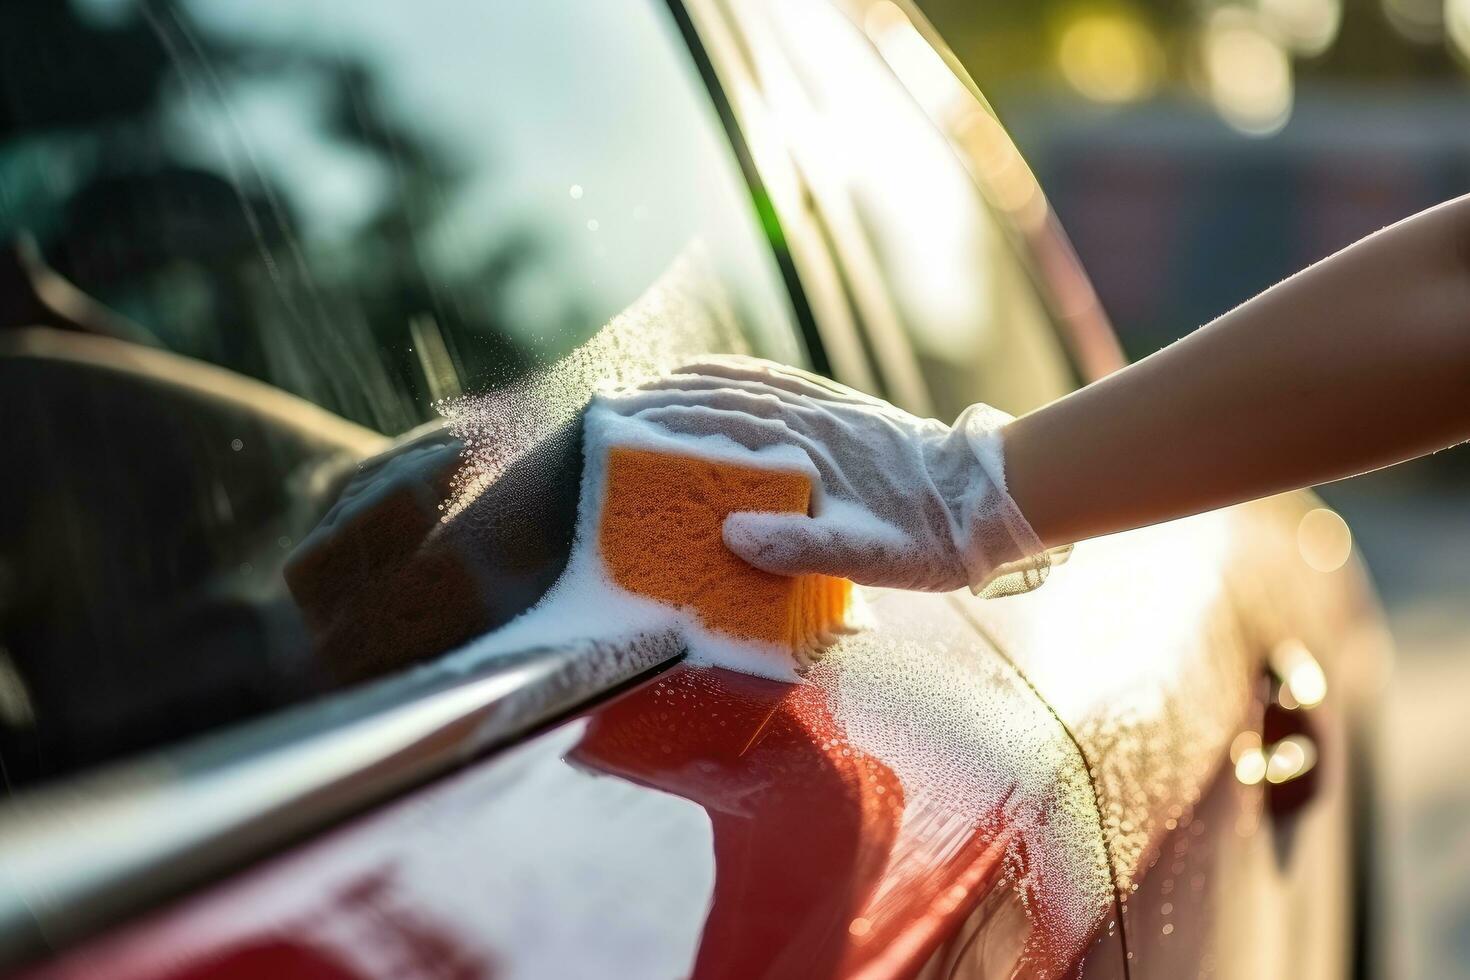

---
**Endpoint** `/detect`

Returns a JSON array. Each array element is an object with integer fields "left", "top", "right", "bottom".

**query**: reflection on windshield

[
  {"left": 0, "top": 0, "right": 803, "bottom": 786},
  {"left": 3, "top": 0, "right": 798, "bottom": 430}
]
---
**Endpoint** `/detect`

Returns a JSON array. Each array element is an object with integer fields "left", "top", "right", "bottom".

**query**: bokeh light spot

[
  {"left": 1383, "top": 0, "right": 1445, "bottom": 43},
  {"left": 1297, "top": 507, "right": 1352, "bottom": 573},
  {"left": 1261, "top": 0, "right": 1343, "bottom": 55},
  {"left": 1201, "top": 10, "right": 1293, "bottom": 136},
  {"left": 1056, "top": 10, "right": 1165, "bottom": 104},
  {"left": 1234, "top": 746, "right": 1268, "bottom": 785}
]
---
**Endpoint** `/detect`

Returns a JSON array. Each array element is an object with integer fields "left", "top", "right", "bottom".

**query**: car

[{"left": 0, "top": 0, "right": 1390, "bottom": 977}]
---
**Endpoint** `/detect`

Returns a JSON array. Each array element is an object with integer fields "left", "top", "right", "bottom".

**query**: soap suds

[
  {"left": 442, "top": 401, "right": 1112, "bottom": 971},
  {"left": 445, "top": 399, "right": 858, "bottom": 683},
  {"left": 804, "top": 599, "right": 1116, "bottom": 974},
  {"left": 437, "top": 245, "right": 860, "bottom": 681},
  {"left": 430, "top": 251, "right": 1112, "bottom": 970},
  {"left": 435, "top": 246, "right": 748, "bottom": 524}
]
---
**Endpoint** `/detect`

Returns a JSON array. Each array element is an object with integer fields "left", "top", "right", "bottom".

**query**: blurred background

[{"left": 914, "top": 0, "right": 1470, "bottom": 973}]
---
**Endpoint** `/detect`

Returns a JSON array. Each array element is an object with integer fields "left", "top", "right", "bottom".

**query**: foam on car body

[{"left": 440, "top": 400, "right": 1114, "bottom": 972}]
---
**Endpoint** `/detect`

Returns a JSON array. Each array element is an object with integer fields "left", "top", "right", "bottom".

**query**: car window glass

[
  {"left": 0, "top": 0, "right": 804, "bottom": 787},
  {"left": 751, "top": 0, "right": 1074, "bottom": 417}
]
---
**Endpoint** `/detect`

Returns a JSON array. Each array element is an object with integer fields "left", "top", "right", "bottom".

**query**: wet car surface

[{"left": 0, "top": 0, "right": 1388, "bottom": 976}]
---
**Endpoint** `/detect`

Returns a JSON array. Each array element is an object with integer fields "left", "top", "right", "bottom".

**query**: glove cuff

[{"left": 952, "top": 405, "right": 1058, "bottom": 597}]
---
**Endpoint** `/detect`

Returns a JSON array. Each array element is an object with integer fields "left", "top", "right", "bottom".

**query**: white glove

[{"left": 602, "top": 355, "right": 1055, "bottom": 595}]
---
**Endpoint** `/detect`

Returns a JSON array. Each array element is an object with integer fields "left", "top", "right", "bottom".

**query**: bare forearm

[{"left": 1004, "top": 195, "right": 1470, "bottom": 549}]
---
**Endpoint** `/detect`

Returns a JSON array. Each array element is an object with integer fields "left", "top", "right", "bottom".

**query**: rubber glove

[{"left": 603, "top": 355, "right": 1056, "bottom": 595}]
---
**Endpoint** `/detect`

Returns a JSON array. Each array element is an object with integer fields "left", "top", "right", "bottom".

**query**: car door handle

[
  {"left": 1231, "top": 717, "right": 1321, "bottom": 818},
  {"left": 1230, "top": 640, "right": 1326, "bottom": 818}
]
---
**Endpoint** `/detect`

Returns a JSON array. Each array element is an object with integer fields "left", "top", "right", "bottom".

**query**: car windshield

[{"left": 0, "top": 0, "right": 805, "bottom": 787}]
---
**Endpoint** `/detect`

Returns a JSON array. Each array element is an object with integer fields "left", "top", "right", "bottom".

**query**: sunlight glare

[{"left": 864, "top": 1, "right": 966, "bottom": 119}]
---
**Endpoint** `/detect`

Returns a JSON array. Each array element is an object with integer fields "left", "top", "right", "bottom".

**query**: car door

[
  {"left": 0, "top": 1, "right": 1130, "bottom": 977},
  {"left": 0, "top": 2, "right": 1378, "bottom": 979},
  {"left": 10, "top": 590, "right": 1132, "bottom": 979},
  {"left": 691, "top": 1, "right": 1383, "bottom": 977}
]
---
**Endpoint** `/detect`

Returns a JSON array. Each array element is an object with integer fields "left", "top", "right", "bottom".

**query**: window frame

[
  {"left": 685, "top": 0, "right": 1126, "bottom": 408},
  {"left": 853, "top": 0, "right": 1126, "bottom": 384}
]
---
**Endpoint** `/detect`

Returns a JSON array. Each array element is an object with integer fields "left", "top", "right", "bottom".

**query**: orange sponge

[{"left": 599, "top": 446, "right": 852, "bottom": 665}]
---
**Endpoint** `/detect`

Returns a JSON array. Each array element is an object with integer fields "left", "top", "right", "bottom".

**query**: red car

[{"left": 0, "top": 0, "right": 1388, "bottom": 977}]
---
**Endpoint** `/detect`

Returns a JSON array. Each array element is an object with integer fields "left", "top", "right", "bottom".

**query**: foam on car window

[{"left": 435, "top": 247, "right": 750, "bottom": 519}]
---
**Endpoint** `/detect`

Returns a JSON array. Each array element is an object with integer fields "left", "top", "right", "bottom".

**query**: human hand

[{"left": 601, "top": 355, "right": 1053, "bottom": 595}]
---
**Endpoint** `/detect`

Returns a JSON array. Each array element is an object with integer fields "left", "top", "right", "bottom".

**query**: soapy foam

[
  {"left": 435, "top": 246, "right": 749, "bottom": 524},
  {"left": 589, "top": 407, "right": 819, "bottom": 484},
  {"left": 431, "top": 254, "right": 1110, "bottom": 968},
  {"left": 446, "top": 398, "right": 854, "bottom": 682},
  {"left": 437, "top": 246, "right": 852, "bottom": 682},
  {"left": 443, "top": 399, "right": 1111, "bottom": 969},
  {"left": 805, "top": 605, "right": 1116, "bottom": 973}
]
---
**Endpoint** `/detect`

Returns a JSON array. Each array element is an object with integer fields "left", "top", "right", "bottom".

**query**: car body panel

[
  {"left": 966, "top": 493, "right": 1387, "bottom": 978},
  {"left": 706, "top": 0, "right": 1389, "bottom": 967},
  {"left": 19, "top": 591, "right": 1125, "bottom": 979},
  {"left": 0, "top": 0, "right": 1389, "bottom": 976},
  {"left": 961, "top": 511, "right": 1254, "bottom": 896},
  {"left": 1116, "top": 493, "right": 1388, "bottom": 980}
]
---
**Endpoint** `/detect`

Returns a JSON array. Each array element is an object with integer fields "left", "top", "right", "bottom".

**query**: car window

[
  {"left": 748, "top": 0, "right": 1075, "bottom": 418},
  {"left": 0, "top": 0, "right": 805, "bottom": 787}
]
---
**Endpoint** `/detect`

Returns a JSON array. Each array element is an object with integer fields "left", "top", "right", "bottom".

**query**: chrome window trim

[
  {"left": 689, "top": 0, "right": 938, "bottom": 414},
  {"left": 677, "top": 0, "right": 887, "bottom": 399},
  {"left": 844, "top": 0, "right": 1126, "bottom": 382},
  {"left": 0, "top": 634, "right": 683, "bottom": 968}
]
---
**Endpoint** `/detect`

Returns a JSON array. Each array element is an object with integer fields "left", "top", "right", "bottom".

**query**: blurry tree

[
  {"left": 0, "top": 0, "right": 545, "bottom": 433},
  {"left": 919, "top": 0, "right": 1470, "bottom": 110}
]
